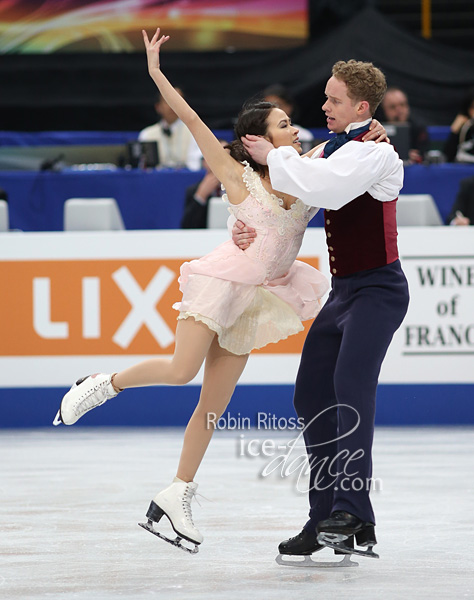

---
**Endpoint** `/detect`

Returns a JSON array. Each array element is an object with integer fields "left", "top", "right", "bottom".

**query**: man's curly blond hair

[{"left": 332, "top": 60, "right": 387, "bottom": 116}]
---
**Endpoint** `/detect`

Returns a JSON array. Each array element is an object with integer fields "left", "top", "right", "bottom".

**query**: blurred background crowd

[{"left": 1, "top": 0, "right": 474, "bottom": 230}]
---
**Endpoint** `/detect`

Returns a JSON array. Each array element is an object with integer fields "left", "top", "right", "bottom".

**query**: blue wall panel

[{"left": 1, "top": 384, "right": 473, "bottom": 429}]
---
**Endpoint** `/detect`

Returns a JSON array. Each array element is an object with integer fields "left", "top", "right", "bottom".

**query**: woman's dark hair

[{"left": 226, "top": 100, "right": 276, "bottom": 176}]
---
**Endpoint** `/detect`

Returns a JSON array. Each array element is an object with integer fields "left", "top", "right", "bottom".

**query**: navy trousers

[{"left": 294, "top": 260, "right": 409, "bottom": 530}]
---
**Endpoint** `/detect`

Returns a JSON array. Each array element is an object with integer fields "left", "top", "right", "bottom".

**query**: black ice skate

[
  {"left": 317, "top": 510, "right": 379, "bottom": 559},
  {"left": 275, "top": 528, "right": 358, "bottom": 568}
]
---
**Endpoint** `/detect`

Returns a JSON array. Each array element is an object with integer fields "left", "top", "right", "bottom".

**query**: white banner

[
  {"left": 0, "top": 227, "right": 472, "bottom": 387},
  {"left": 381, "top": 227, "right": 474, "bottom": 383}
]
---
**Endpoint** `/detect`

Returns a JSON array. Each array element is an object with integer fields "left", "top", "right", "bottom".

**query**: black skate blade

[
  {"left": 138, "top": 521, "right": 199, "bottom": 554},
  {"left": 317, "top": 533, "right": 379, "bottom": 559},
  {"left": 276, "top": 553, "right": 358, "bottom": 568}
]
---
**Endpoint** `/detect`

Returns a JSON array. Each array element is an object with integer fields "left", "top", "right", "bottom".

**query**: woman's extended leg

[
  {"left": 55, "top": 318, "right": 216, "bottom": 426},
  {"left": 113, "top": 318, "right": 216, "bottom": 389},
  {"left": 176, "top": 337, "right": 249, "bottom": 482}
]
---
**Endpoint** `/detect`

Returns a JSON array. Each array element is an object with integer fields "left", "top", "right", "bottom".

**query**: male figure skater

[{"left": 237, "top": 60, "right": 410, "bottom": 558}]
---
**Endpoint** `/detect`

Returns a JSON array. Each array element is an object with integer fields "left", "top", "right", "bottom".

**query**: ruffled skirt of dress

[{"left": 172, "top": 240, "right": 329, "bottom": 355}]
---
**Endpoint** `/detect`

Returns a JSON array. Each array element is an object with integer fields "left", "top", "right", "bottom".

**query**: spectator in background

[
  {"left": 181, "top": 140, "right": 228, "bottom": 229},
  {"left": 446, "top": 175, "right": 474, "bottom": 225},
  {"left": 139, "top": 89, "right": 202, "bottom": 170},
  {"left": 443, "top": 88, "right": 474, "bottom": 163},
  {"left": 381, "top": 87, "right": 429, "bottom": 163},
  {"left": 263, "top": 84, "right": 314, "bottom": 152}
]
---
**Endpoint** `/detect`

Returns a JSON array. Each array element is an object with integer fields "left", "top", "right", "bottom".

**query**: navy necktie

[{"left": 323, "top": 124, "right": 371, "bottom": 158}]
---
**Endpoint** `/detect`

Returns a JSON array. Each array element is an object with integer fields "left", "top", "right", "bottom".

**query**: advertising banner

[{"left": 1, "top": 227, "right": 472, "bottom": 388}]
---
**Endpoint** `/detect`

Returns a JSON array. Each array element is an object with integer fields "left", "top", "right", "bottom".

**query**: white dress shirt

[
  {"left": 138, "top": 119, "right": 202, "bottom": 171},
  {"left": 268, "top": 121, "right": 404, "bottom": 210}
]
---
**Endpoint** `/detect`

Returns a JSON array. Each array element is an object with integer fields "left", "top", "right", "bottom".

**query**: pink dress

[{"left": 173, "top": 162, "right": 329, "bottom": 355}]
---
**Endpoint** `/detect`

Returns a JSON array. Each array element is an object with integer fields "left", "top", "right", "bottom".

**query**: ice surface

[{"left": 1, "top": 427, "right": 473, "bottom": 599}]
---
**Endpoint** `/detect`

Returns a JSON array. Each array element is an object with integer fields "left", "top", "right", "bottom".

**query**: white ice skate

[
  {"left": 139, "top": 480, "right": 203, "bottom": 554},
  {"left": 53, "top": 373, "right": 118, "bottom": 426}
]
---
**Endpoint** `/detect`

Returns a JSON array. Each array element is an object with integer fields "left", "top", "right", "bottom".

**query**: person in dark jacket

[
  {"left": 443, "top": 88, "right": 474, "bottom": 163},
  {"left": 446, "top": 176, "right": 474, "bottom": 225},
  {"left": 381, "top": 87, "right": 429, "bottom": 163},
  {"left": 181, "top": 139, "right": 228, "bottom": 228}
]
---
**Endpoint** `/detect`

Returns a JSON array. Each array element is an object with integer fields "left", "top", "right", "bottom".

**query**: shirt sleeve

[
  {"left": 267, "top": 141, "right": 404, "bottom": 210},
  {"left": 186, "top": 137, "right": 204, "bottom": 171}
]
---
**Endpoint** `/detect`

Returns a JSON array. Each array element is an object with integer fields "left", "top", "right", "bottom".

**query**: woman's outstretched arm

[{"left": 142, "top": 28, "right": 244, "bottom": 194}]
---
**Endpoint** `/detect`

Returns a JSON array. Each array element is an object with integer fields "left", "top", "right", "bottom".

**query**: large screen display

[{"left": 0, "top": 0, "right": 308, "bottom": 53}]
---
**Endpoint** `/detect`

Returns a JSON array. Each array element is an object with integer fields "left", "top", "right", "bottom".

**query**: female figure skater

[{"left": 53, "top": 28, "right": 386, "bottom": 552}]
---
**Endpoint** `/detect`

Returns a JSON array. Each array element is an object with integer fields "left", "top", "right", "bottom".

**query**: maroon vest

[{"left": 324, "top": 133, "right": 399, "bottom": 277}]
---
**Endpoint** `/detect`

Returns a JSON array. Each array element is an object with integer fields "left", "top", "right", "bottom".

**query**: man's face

[
  {"left": 322, "top": 76, "right": 360, "bottom": 133},
  {"left": 382, "top": 90, "right": 409, "bottom": 123}
]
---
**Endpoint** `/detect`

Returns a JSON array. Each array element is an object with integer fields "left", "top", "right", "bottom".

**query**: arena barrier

[{"left": 1, "top": 227, "right": 472, "bottom": 427}]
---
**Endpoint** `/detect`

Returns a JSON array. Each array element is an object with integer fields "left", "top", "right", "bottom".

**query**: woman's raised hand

[
  {"left": 363, "top": 119, "right": 390, "bottom": 144},
  {"left": 142, "top": 28, "right": 170, "bottom": 72}
]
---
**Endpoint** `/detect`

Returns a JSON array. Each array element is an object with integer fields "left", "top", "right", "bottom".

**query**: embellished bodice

[{"left": 224, "top": 162, "right": 318, "bottom": 281}]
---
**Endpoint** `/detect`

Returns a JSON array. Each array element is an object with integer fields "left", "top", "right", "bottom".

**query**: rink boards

[{"left": 0, "top": 227, "right": 473, "bottom": 427}]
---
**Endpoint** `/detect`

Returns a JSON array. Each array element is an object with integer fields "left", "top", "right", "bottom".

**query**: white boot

[
  {"left": 53, "top": 373, "right": 118, "bottom": 426},
  {"left": 147, "top": 480, "right": 203, "bottom": 545}
]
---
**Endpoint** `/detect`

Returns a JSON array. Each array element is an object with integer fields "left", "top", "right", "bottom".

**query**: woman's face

[{"left": 264, "top": 108, "right": 301, "bottom": 153}]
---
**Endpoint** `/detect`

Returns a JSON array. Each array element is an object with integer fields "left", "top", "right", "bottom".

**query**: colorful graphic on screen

[{"left": 0, "top": 0, "right": 308, "bottom": 53}]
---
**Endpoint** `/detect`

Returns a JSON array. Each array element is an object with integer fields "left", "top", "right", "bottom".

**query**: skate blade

[
  {"left": 276, "top": 553, "right": 358, "bottom": 568},
  {"left": 52, "top": 410, "right": 62, "bottom": 426},
  {"left": 317, "top": 533, "right": 379, "bottom": 559},
  {"left": 138, "top": 521, "right": 199, "bottom": 554}
]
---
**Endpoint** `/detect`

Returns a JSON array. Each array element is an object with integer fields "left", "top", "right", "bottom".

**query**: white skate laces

[
  {"left": 175, "top": 482, "right": 202, "bottom": 539},
  {"left": 182, "top": 484, "right": 199, "bottom": 528},
  {"left": 53, "top": 373, "right": 118, "bottom": 426}
]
